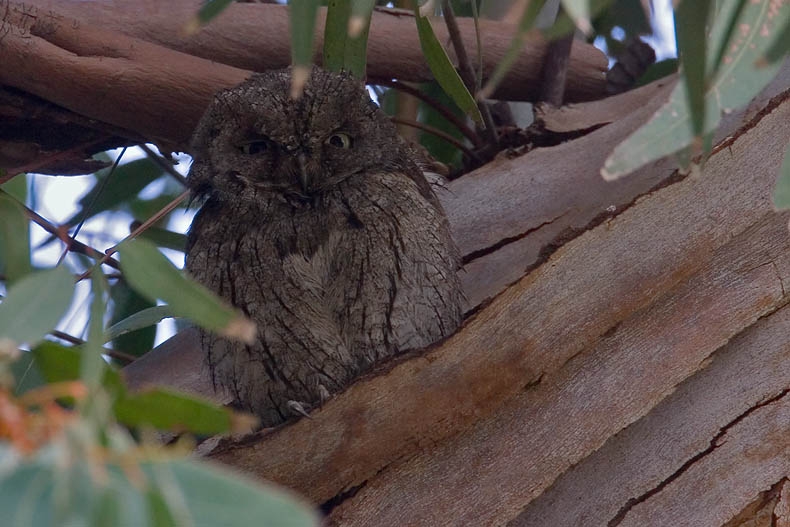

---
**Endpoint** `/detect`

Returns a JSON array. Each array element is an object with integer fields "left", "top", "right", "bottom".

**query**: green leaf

[
  {"left": 323, "top": 0, "right": 374, "bottom": 78},
  {"left": 64, "top": 158, "right": 164, "bottom": 228},
  {"left": 32, "top": 342, "right": 125, "bottom": 398},
  {"left": 0, "top": 172, "right": 27, "bottom": 202},
  {"left": 81, "top": 271, "right": 109, "bottom": 391},
  {"left": 109, "top": 281, "right": 158, "bottom": 357},
  {"left": 0, "top": 454, "right": 319, "bottom": 527},
  {"left": 414, "top": 11, "right": 482, "bottom": 124},
  {"left": 675, "top": 0, "right": 713, "bottom": 139},
  {"left": 0, "top": 266, "right": 74, "bottom": 346},
  {"left": 118, "top": 238, "right": 255, "bottom": 342},
  {"left": 773, "top": 142, "right": 790, "bottom": 210},
  {"left": 9, "top": 350, "right": 46, "bottom": 395},
  {"left": 160, "top": 460, "right": 319, "bottom": 527},
  {"left": 105, "top": 305, "right": 174, "bottom": 344},
  {"left": 560, "top": 0, "right": 593, "bottom": 34},
  {"left": 194, "top": 0, "right": 234, "bottom": 25},
  {"left": 323, "top": 0, "right": 375, "bottom": 80},
  {"left": 0, "top": 191, "right": 32, "bottom": 285},
  {"left": 114, "top": 389, "right": 234, "bottom": 435},
  {"left": 761, "top": 10, "right": 789, "bottom": 64},
  {"left": 138, "top": 226, "right": 188, "bottom": 253},
  {"left": 290, "top": 0, "right": 321, "bottom": 97},
  {"left": 634, "top": 59, "right": 679, "bottom": 87},
  {"left": 603, "top": 0, "right": 789, "bottom": 180}
]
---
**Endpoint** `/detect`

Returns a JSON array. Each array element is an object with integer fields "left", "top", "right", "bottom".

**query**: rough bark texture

[{"left": 124, "top": 66, "right": 790, "bottom": 526}]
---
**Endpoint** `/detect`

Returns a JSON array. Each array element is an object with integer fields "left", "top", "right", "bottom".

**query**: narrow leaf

[
  {"left": 290, "top": 0, "right": 321, "bottom": 97},
  {"left": 32, "top": 342, "right": 125, "bottom": 398},
  {"left": 0, "top": 191, "right": 32, "bottom": 285},
  {"left": 81, "top": 271, "right": 108, "bottom": 390},
  {"left": 114, "top": 389, "right": 241, "bottom": 435},
  {"left": 324, "top": 0, "right": 351, "bottom": 73},
  {"left": 108, "top": 281, "right": 158, "bottom": 357},
  {"left": 675, "top": 0, "right": 713, "bottom": 139},
  {"left": 414, "top": 11, "right": 483, "bottom": 124},
  {"left": 0, "top": 267, "right": 74, "bottom": 346},
  {"left": 160, "top": 460, "right": 319, "bottom": 527},
  {"left": 118, "top": 238, "right": 255, "bottom": 343},
  {"left": 64, "top": 158, "right": 164, "bottom": 228},
  {"left": 773, "top": 142, "right": 790, "bottom": 210},
  {"left": 560, "top": 0, "right": 593, "bottom": 34},
  {"left": 184, "top": 0, "right": 235, "bottom": 34},
  {"left": 106, "top": 305, "right": 173, "bottom": 344},
  {"left": 761, "top": 13, "right": 789, "bottom": 64},
  {"left": 603, "top": 0, "right": 788, "bottom": 179}
]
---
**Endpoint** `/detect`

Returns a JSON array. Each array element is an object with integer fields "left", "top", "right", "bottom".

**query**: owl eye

[
  {"left": 326, "top": 133, "right": 353, "bottom": 149},
  {"left": 238, "top": 139, "right": 271, "bottom": 155}
]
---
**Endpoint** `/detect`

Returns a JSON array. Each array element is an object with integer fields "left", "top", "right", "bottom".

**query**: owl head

[{"left": 189, "top": 67, "right": 419, "bottom": 205}]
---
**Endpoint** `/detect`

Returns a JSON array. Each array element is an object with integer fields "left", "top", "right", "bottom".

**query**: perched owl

[{"left": 185, "top": 67, "right": 463, "bottom": 427}]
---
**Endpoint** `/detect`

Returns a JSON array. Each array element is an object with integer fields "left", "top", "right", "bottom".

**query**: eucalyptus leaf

[
  {"left": 0, "top": 453, "right": 319, "bottom": 527},
  {"left": 114, "top": 389, "right": 235, "bottom": 436},
  {"left": 290, "top": 0, "right": 321, "bottom": 97},
  {"left": 773, "top": 142, "right": 790, "bottom": 210},
  {"left": 675, "top": 0, "right": 713, "bottom": 138},
  {"left": 32, "top": 342, "right": 125, "bottom": 398},
  {"left": 0, "top": 191, "right": 32, "bottom": 285},
  {"left": 603, "top": 0, "right": 788, "bottom": 179},
  {"left": 323, "top": 0, "right": 374, "bottom": 78},
  {"left": 0, "top": 266, "right": 74, "bottom": 346},
  {"left": 414, "top": 11, "right": 483, "bottom": 124},
  {"left": 106, "top": 305, "right": 173, "bottom": 344},
  {"left": 118, "top": 238, "right": 255, "bottom": 343},
  {"left": 109, "top": 281, "right": 158, "bottom": 357},
  {"left": 64, "top": 158, "right": 164, "bottom": 228}
]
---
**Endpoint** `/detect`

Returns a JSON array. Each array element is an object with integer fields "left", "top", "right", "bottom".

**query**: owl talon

[{"left": 286, "top": 400, "right": 313, "bottom": 419}]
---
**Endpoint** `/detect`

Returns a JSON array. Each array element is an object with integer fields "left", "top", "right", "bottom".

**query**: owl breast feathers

[{"left": 185, "top": 67, "right": 463, "bottom": 426}]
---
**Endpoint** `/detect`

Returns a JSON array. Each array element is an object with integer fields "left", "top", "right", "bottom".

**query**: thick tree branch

[{"left": 0, "top": 0, "right": 606, "bottom": 153}]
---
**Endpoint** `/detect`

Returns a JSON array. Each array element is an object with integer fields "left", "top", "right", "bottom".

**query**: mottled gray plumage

[{"left": 185, "top": 67, "right": 462, "bottom": 426}]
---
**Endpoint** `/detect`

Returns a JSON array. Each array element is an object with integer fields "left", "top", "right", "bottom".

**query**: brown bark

[
  {"left": 124, "top": 65, "right": 790, "bottom": 526},
  {"left": 0, "top": 0, "right": 606, "bottom": 157}
]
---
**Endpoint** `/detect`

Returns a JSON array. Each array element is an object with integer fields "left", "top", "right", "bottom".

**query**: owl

[{"left": 185, "top": 67, "right": 463, "bottom": 427}]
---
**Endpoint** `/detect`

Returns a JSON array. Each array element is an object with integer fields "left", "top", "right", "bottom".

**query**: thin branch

[
  {"left": 538, "top": 31, "right": 575, "bottom": 106},
  {"left": 140, "top": 144, "right": 189, "bottom": 187},
  {"left": 376, "top": 79, "right": 482, "bottom": 146},
  {"left": 21, "top": 205, "right": 121, "bottom": 270},
  {"left": 441, "top": 0, "right": 499, "bottom": 146},
  {"left": 391, "top": 117, "right": 481, "bottom": 163},
  {"left": 50, "top": 329, "right": 137, "bottom": 364},
  {"left": 77, "top": 189, "right": 191, "bottom": 281}
]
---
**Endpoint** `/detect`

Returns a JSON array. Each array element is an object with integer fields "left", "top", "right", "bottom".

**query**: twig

[
  {"left": 441, "top": 0, "right": 499, "bottom": 146},
  {"left": 76, "top": 189, "right": 191, "bottom": 281},
  {"left": 538, "top": 32, "right": 575, "bottom": 106},
  {"left": 391, "top": 117, "right": 481, "bottom": 163},
  {"left": 377, "top": 79, "right": 482, "bottom": 146},
  {"left": 50, "top": 329, "right": 137, "bottom": 364},
  {"left": 140, "top": 144, "right": 188, "bottom": 187},
  {"left": 21, "top": 205, "right": 121, "bottom": 270}
]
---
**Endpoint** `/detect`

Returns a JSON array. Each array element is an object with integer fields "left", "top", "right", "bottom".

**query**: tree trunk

[{"left": 2, "top": 2, "right": 789, "bottom": 525}]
